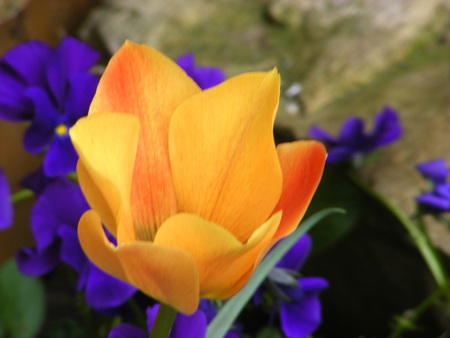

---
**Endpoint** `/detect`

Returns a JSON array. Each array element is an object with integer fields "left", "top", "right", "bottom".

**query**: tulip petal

[
  {"left": 78, "top": 209, "right": 200, "bottom": 314},
  {"left": 70, "top": 113, "right": 139, "bottom": 241},
  {"left": 169, "top": 70, "right": 282, "bottom": 242},
  {"left": 154, "top": 212, "right": 282, "bottom": 300},
  {"left": 88, "top": 41, "right": 201, "bottom": 238},
  {"left": 78, "top": 210, "right": 129, "bottom": 282},
  {"left": 116, "top": 242, "right": 199, "bottom": 315},
  {"left": 272, "top": 141, "right": 327, "bottom": 240}
]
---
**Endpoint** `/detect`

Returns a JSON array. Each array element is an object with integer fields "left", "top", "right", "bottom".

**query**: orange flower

[{"left": 70, "top": 41, "right": 326, "bottom": 314}]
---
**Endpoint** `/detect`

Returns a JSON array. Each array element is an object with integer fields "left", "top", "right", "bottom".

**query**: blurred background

[{"left": 0, "top": 0, "right": 449, "bottom": 336}]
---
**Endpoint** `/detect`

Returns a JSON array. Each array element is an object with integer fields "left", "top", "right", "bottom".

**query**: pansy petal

[
  {"left": 32, "top": 179, "right": 88, "bottom": 251},
  {"left": 154, "top": 212, "right": 281, "bottom": 300},
  {"left": 108, "top": 323, "right": 147, "bottom": 338},
  {"left": 70, "top": 113, "right": 139, "bottom": 240},
  {"left": 277, "top": 234, "right": 312, "bottom": 271},
  {"left": 169, "top": 70, "right": 282, "bottom": 242},
  {"left": 65, "top": 73, "right": 99, "bottom": 123},
  {"left": 43, "top": 136, "right": 78, "bottom": 176},
  {"left": 2, "top": 41, "right": 51, "bottom": 85},
  {"left": 0, "top": 64, "right": 31, "bottom": 121},
  {"left": 46, "top": 37, "right": 99, "bottom": 104},
  {"left": 23, "top": 87, "right": 59, "bottom": 154},
  {"left": 0, "top": 169, "right": 12, "bottom": 230},
  {"left": 272, "top": 141, "right": 326, "bottom": 241},
  {"left": 85, "top": 263, "right": 136, "bottom": 309},
  {"left": 369, "top": 106, "right": 402, "bottom": 148},
  {"left": 16, "top": 244, "right": 60, "bottom": 276},
  {"left": 88, "top": 41, "right": 201, "bottom": 237}
]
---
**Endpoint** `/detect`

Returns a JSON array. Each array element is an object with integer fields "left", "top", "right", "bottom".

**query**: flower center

[{"left": 55, "top": 123, "right": 68, "bottom": 136}]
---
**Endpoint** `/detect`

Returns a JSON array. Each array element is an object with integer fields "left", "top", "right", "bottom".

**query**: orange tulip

[{"left": 70, "top": 41, "right": 326, "bottom": 314}]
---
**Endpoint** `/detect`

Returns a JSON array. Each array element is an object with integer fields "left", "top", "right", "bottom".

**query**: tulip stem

[{"left": 149, "top": 303, "right": 177, "bottom": 338}]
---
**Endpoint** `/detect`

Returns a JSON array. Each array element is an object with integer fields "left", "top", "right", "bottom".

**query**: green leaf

[
  {"left": 0, "top": 259, "right": 45, "bottom": 338},
  {"left": 206, "top": 208, "right": 343, "bottom": 338}
]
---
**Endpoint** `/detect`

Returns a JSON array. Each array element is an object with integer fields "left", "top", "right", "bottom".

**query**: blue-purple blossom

[
  {"left": 0, "top": 168, "right": 13, "bottom": 230},
  {"left": 176, "top": 54, "right": 225, "bottom": 90},
  {"left": 416, "top": 159, "right": 450, "bottom": 185},
  {"left": 255, "top": 235, "right": 328, "bottom": 338},
  {"left": 416, "top": 159, "right": 450, "bottom": 212},
  {"left": 108, "top": 300, "right": 242, "bottom": 338},
  {"left": 309, "top": 106, "right": 402, "bottom": 163},
  {"left": 16, "top": 178, "right": 136, "bottom": 309},
  {"left": 0, "top": 37, "right": 100, "bottom": 176}
]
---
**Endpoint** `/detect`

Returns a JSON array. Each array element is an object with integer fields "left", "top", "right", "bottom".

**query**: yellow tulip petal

[
  {"left": 116, "top": 241, "right": 199, "bottom": 315},
  {"left": 78, "top": 210, "right": 129, "bottom": 282},
  {"left": 154, "top": 212, "right": 282, "bottom": 300},
  {"left": 169, "top": 70, "right": 283, "bottom": 242},
  {"left": 78, "top": 209, "right": 199, "bottom": 314},
  {"left": 70, "top": 113, "right": 139, "bottom": 242},
  {"left": 272, "top": 141, "right": 327, "bottom": 241},
  {"left": 89, "top": 41, "right": 201, "bottom": 238}
]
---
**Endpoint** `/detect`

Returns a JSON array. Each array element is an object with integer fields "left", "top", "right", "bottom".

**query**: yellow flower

[{"left": 70, "top": 41, "right": 326, "bottom": 314}]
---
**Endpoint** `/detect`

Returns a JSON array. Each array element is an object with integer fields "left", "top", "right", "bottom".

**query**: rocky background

[{"left": 0, "top": 0, "right": 449, "bottom": 336}]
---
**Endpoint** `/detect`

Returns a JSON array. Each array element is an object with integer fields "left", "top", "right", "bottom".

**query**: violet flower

[
  {"left": 108, "top": 300, "right": 242, "bottom": 338},
  {"left": 109, "top": 304, "right": 208, "bottom": 338},
  {"left": 16, "top": 178, "right": 136, "bottom": 310},
  {"left": 255, "top": 235, "right": 328, "bottom": 338},
  {"left": 309, "top": 106, "right": 401, "bottom": 163},
  {"left": 0, "top": 37, "right": 100, "bottom": 176},
  {"left": 416, "top": 159, "right": 450, "bottom": 212},
  {"left": 176, "top": 54, "right": 225, "bottom": 90},
  {"left": 0, "top": 168, "right": 13, "bottom": 230}
]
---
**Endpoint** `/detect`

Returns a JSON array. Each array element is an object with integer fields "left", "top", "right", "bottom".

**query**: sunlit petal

[
  {"left": 272, "top": 141, "right": 327, "bottom": 240},
  {"left": 169, "top": 70, "right": 282, "bottom": 242},
  {"left": 70, "top": 113, "right": 139, "bottom": 241},
  {"left": 154, "top": 212, "right": 281, "bottom": 299},
  {"left": 88, "top": 41, "right": 201, "bottom": 238}
]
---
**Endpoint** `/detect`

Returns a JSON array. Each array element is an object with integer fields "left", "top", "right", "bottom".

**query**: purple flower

[
  {"left": 108, "top": 300, "right": 242, "bottom": 338},
  {"left": 309, "top": 106, "right": 402, "bottom": 163},
  {"left": 255, "top": 235, "right": 328, "bottom": 338},
  {"left": 16, "top": 178, "right": 136, "bottom": 309},
  {"left": 416, "top": 159, "right": 450, "bottom": 212},
  {"left": 177, "top": 54, "right": 225, "bottom": 90},
  {"left": 0, "top": 168, "right": 13, "bottom": 230},
  {"left": 416, "top": 159, "right": 450, "bottom": 185},
  {"left": 0, "top": 37, "right": 100, "bottom": 176},
  {"left": 109, "top": 304, "right": 208, "bottom": 338}
]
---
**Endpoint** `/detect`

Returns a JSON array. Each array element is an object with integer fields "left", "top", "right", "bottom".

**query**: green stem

[
  {"left": 389, "top": 287, "right": 444, "bottom": 338},
  {"left": 149, "top": 303, "right": 177, "bottom": 338},
  {"left": 349, "top": 174, "right": 450, "bottom": 300},
  {"left": 10, "top": 189, "right": 34, "bottom": 204}
]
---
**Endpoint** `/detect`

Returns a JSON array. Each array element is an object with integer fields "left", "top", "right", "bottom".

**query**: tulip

[{"left": 70, "top": 41, "right": 326, "bottom": 314}]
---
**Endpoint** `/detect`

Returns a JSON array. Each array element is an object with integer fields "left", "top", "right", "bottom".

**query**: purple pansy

[
  {"left": 0, "top": 37, "right": 99, "bottom": 176},
  {"left": 108, "top": 300, "right": 242, "bottom": 338},
  {"left": 416, "top": 159, "right": 450, "bottom": 212},
  {"left": 0, "top": 168, "right": 13, "bottom": 230},
  {"left": 16, "top": 178, "right": 136, "bottom": 309},
  {"left": 309, "top": 106, "right": 402, "bottom": 163},
  {"left": 255, "top": 235, "right": 328, "bottom": 338},
  {"left": 177, "top": 54, "right": 225, "bottom": 90},
  {"left": 416, "top": 159, "right": 450, "bottom": 185}
]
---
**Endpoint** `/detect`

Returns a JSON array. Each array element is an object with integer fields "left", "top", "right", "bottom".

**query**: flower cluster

[
  {"left": 309, "top": 106, "right": 402, "bottom": 163},
  {"left": 416, "top": 159, "right": 450, "bottom": 213},
  {"left": 0, "top": 37, "right": 100, "bottom": 176}
]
